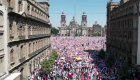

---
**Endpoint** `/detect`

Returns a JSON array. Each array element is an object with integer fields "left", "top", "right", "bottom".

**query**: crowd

[
  {"left": 28, "top": 36, "right": 140, "bottom": 80},
  {"left": 51, "top": 36, "right": 106, "bottom": 80}
]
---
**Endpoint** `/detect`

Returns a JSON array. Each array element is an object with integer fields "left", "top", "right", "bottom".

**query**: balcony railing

[
  {"left": 19, "top": 57, "right": 25, "bottom": 63},
  {"left": 26, "top": 14, "right": 50, "bottom": 25},
  {"left": 18, "top": 35, "right": 25, "bottom": 40},
  {"left": 28, "top": 34, "right": 51, "bottom": 39},
  {"left": 28, "top": 44, "right": 51, "bottom": 58}
]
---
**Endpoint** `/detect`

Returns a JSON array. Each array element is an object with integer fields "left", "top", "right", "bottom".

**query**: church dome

[{"left": 70, "top": 16, "right": 75, "bottom": 22}]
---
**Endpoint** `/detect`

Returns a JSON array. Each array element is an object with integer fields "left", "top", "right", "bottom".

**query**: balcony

[
  {"left": 27, "top": 14, "right": 49, "bottom": 24},
  {"left": 19, "top": 57, "right": 25, "bottom": 63},
  {"left": 28, "top": 34, "right": 51, "bottom": 39},
  {"left": 18, "top": 35, "right": 25, "bottom": 40},
  {"left": 28, "top": 44, "right": 51, "bottom": 58}
]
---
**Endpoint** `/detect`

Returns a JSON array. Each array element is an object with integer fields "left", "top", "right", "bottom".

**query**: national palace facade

[{"left": 0, "top": 0, "right": 51, "bottom": 79}]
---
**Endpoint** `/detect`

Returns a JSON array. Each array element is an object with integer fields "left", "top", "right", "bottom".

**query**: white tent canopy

[{"left": 60, "top": 57, "right": 65, "bottom": 60}]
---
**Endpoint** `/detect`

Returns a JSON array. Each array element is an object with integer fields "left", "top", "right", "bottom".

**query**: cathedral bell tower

[
  {"left": 81, "top": 12, "right": 87, "bottom": 27},
  {"left": 61, "top": 11, "right": 66, "bottom": 27}
]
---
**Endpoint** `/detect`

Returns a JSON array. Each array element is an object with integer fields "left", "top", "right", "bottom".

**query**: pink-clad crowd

[
  {"left": 28, "top": 36, "right": 140, "bottom": 80},
  {"left": 50, "top": 36, "right": 107, "bottom": 80}
]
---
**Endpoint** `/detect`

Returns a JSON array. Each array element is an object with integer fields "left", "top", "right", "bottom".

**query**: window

[
  {"left": 20, "top": 46, "right": 23, "bottom": 58},
  {"left": 18, "top": 1, "right": 22, "bottom": 12},
  {"left": 0, "top": 11, "right": 3, "bottom": 27},
  {"left": 10, "top": 49, "right": 14, "bottom": 62},
  {"left": 27, "top": 5, "right": 30, "bottom": 14},
  {"left": 18, "top": 25, "right": 24, "bottom": 36},
  {"left": 29, "top": 43, "right": 31, "bottom": 54},
  {"left": 36, "top": 42, "right": 37, "bottom": 50},
  {"left": 9, "top": 24, "right": 13, "bottom": 37},
  {"left": 9, "top": 0, "right": 11, "bottom": 6},
  {"left": 28, "top": 26, "right": 31, "bottom": 35},
  {"left": 18, "top": 26, "right": 22, "bottom": 36},
  {"left": 33, "top": 42, "right": 34, "bottom": 52}
]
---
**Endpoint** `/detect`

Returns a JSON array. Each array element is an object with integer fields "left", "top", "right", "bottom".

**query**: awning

[
  {"left": 4, "top": 73, "right": 21, "bottom": 80},
  {"left": 76, "top": 57, "right": 82, "bottom": 60}
]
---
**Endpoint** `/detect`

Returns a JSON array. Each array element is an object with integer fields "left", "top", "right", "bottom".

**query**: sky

[{"left": 40, "top": 0, "right": 120, "bottom": 28}]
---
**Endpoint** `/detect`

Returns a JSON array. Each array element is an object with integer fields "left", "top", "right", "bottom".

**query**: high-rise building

[
  {"left": 0, "top": 0, "right": 51, "bottom": 79},
  {"left": 106, "top": 0, "right": 140, "bottom": 65}
]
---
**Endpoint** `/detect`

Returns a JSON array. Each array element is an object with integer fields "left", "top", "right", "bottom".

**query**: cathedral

[{"left": 58, "top": 12, "right": 93, "bottom": 36}]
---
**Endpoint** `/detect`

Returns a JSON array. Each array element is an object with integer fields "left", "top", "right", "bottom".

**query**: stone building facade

[
  {"left": 58, "top": 12, "right": 92, "bottom": 36},
  {"left": 93, "top": 21, "right": 101, "bottom": 35},
  {"left": 0, "top": 0, "right": 51, "bottom": 79},
  {"left": 101, "top": 27, "right": 106, "bottom": 37},
  {"left": 106, "top": 0, "right": 140, "bottom": 65}
]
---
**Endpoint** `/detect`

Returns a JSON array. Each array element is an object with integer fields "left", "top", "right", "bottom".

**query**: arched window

[
  {"left": 18, "top": 1, "right": 22, "bottom": 12},
  {"left": 29, "top": 43, "right": 31, "bottom": 54},
  {"left": 27, "top": 5, "right": 30, "bottom": 14},
  {"left": 20, "top": 46, "right": 23, "bottom": 58},
  {"left": 33, "top": 42, "right": 35, "bottom": 52},
  {"left": 10, "top": 49, "right": 14, "bottom": 62},
  {"left": 18, "top": 26, "right": 23, "bottom": 36},
  {"left": 9, "top": 23, "right": 13, "bottom": 37}
]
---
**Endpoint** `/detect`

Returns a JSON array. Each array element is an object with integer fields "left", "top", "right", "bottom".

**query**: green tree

[
  {"left": 75, "top": 33, "right": 78, "bottom": 36},
  {"left": 117, "top": 63, "right": 130, "bottom": 80},
  {"left": 107, "top": 55, "right": 116, "bottom": 67},
  {"left": 92, "top": 33, "right": 101, "bottom": 36},
  {"left": 49, "top": 57, "right": 55, "bottom": 65},
  {"left": 41, "top": 59, "right": 53, "bottom": 74},
  {"left": 51, "top": 27, "right": 59, "bottom": 35},
  {"left": 52, "top": 50, "right": 59, "bottom": 58},
  {"left": 98, "top": 49, "right": 105, "bottom": 59}
]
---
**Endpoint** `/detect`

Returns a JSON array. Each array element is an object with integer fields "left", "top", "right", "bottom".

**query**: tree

[
  {"left": 51, "top": 27, "right": 59, "bottom": 35},
  {"left": 52, "top": 50, "right": 59, "bottom": 58},
  {"left": 92, "top": 33, "right": 101, "bottom": 36},
  {"left": 107, "top": 55, "right": 116, "bottom": 67},
  {"left": 49, "top": 57, "right": 55, "bottom": 65},
  {"left": 41, "top": 59, "right": 53, "bottom": 74},
  {"left": 41, "top": 50, "right": 59, "bottom": 74},
  {"left": 117, "top": 63, "right": 130, "bottom": 80},
  {"left": 75, "top": 33, "right": 78, "bottom": 36},
  {"left": 98, "top": 49, "right": 105, "bottom": 59}
]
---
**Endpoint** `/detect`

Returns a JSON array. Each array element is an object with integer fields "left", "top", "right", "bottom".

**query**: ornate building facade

[
  {"left": 106, "top": 0, "right": 140, "bottom": 65},
  {"left": 0, "top": 0, "right": 51, "bottom": 79},
  {"left": 93, "top": 21, "right": 102, "bottom": 35},
  {"left": 58, "top": 12, "right": 93, "bottom": 36}
]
